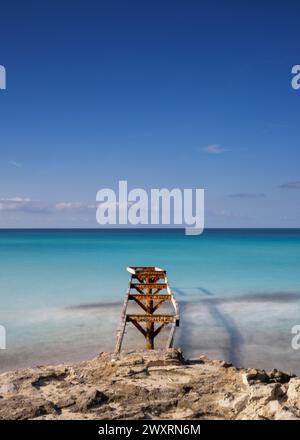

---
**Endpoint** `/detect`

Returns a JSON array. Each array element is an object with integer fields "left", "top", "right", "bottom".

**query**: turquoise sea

[{"left": 1, "top": 229, "right": 300, "bottom": 374}]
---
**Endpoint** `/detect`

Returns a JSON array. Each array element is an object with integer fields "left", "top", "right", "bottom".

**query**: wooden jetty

[{"left": 115, "top": 266, "right": 180, "bottom": 353}]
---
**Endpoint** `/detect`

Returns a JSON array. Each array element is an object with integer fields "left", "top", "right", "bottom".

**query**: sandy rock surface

[{"left": 0, "top": 349, "right": 299, "bottom": 420}]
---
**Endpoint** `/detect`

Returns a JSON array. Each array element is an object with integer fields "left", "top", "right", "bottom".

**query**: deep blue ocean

[{"left": 1, "top": 229, "right": 300, "bottom": 373}]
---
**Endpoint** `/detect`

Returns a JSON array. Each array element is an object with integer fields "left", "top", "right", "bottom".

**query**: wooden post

[{"left": 145, "top": 277, "right": 154, "bottom": 349}]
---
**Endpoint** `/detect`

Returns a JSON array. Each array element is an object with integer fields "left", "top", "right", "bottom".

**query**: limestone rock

[{"left": 0, "top": 349, "right": 299, "bottom": 420}]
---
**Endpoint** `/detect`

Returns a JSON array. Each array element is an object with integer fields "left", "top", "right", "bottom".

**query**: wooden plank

[
  {"left": 126, "top": 314, "right": 176, "bottom": 323},
  {"left": 133, "top": 271, "right": 165, "bottom": 277},
  {"left": 130, "top": 283, "right": 167, "bottom": 290},
  {"left": 131, "top": 266, "right": 156, "bottom": 270},
  {"left": 114, "top": 275, "right": 132, "bottom": 354},
  {"left": 129, "top": 266, "right": 165, "bottom": 272},
  {"left": 129, "top": 294, "right": 171, "bottom": 301}
]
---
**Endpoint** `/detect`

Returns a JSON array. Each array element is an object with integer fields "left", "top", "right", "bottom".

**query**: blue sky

[{"left": 0, "top": 0, "right": 300, "bottom": 227}]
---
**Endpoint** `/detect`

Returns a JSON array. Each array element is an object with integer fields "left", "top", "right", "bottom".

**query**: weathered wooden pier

[{"left": 115, "top": 267, "right": 180, "bottom": 353}]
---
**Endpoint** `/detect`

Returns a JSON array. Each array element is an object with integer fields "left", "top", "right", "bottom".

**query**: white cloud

[
  {"left": 229, "top": 193, "right": 266, "bottom": 199},
  {"left": 201, "top": 144, "right": 227, "bottom": 154},
  {"left": 0, "top": 197, "right": 32, "bottom": 211},
  {"left": 0, "top": 197, "right": 51, "bottom": 213},
  {"left": 206, "top": 208, "right": 252, "bottom": 220},
  {"left": 55, "top": 202, "right": 83, "bottom": 211},
  {"left": 0, "top": 198, "right": 94, "bottom": 214}
]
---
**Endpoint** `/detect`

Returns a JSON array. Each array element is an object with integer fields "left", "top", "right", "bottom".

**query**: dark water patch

[
  {"left": 197, "top": 287, "right": 214, "bottom": 296},
  {"left": 174, "top": 287, "right": 214, "bottom": 297},
  {"left": 177, "top": 291, "right": 300, "bottom": 305},
  {"left": 172, "top": 288, "right": 188, "bottom": 297},
  {"left": 201, "top": 291, "right": 300, "bottom": 305},
  {"left": 66, "top": 301, "right": 122, "bottom": 310},
  {"left": 232, "top": 291, "right": 300, "bottom": 303}
]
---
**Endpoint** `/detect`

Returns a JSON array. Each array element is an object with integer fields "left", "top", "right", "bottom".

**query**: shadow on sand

[{"left": 173, "top": 287, "right": 244, "bottom": 366}]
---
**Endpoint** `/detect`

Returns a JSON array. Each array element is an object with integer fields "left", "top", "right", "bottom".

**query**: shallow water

[{"left": 0, "top": 229, "right": 300, "bottom": 374}]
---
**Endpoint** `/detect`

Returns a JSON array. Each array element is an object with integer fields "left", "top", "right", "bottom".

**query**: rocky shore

[{"left": 1, "top": 349, "right": 300, "bottom": 420}]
